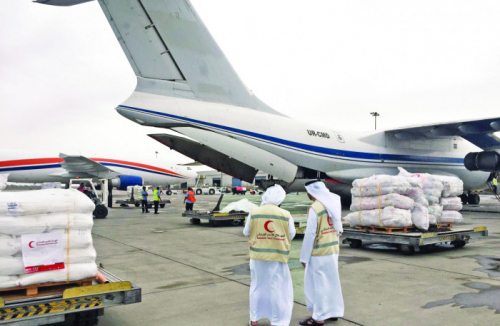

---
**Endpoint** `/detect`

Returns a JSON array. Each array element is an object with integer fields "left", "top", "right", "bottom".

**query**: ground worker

[
  {"left": 153, "top": 187, "right": 162, "bottom": 214},
  {"left": 299, "top": 180, "right": 344, "bottom": 325},
  {"left": 184, "top": 187, "right": 196, "bottom": 211},
  {"left": 141, "top": 186, "right": 149, "bottom": 213},
  {"left": 493, "top": 177, "right": 498, "bottom": 194},
  {"left": 243, "top": 185, "right": 295, "bottom": 326}
]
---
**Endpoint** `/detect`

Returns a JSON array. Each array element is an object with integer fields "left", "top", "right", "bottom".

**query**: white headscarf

[
  {"left": 305, "top": 181, "right": 343, "bottom": 233},
  {"left": 261, "top": 185, "right": 286, "bottom": 206}
]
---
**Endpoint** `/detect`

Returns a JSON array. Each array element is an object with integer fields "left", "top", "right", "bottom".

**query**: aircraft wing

[
  {"left": 57, "top": 153, "right": 120, "bottom": 179},
  {"left": 387, "top": 117, "right": 500, "bottom": 150}
]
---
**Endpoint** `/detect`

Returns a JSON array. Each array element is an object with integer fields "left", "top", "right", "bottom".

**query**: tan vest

[
  {"left": 310, "top": 201, "right": 339, "bottom": 256},
  {"left": 248, "top": 204, "right": 291, "bottom": 263}
]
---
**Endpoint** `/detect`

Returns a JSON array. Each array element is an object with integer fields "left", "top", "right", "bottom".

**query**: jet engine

[
  {"left": 464, "top": 151, "right": 500, "bottom": 172},
  {"left": 111, "top": 175, "right": 143, "bottom": 190}
]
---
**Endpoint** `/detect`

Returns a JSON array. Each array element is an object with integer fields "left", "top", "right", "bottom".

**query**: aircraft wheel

[
  {"left": 459, "top": 194, "right": 468, "bottom": 205},
  {"left": 134, "top": 202, "right": 140, "bottom": 207},
  {"left": 196, "top": 189, "right": 202, "bottom": 195},
  {"left": 160, "top": 204, "right": 166, "bottom": 208},
  {"left": 340, "top": 197, "right": 352, "bottom": 209},
  {"left": 468, "top": 193, "right": 480, "bottom": 205},
  {"left": 209, "top": 189, "right": 215, "bottom": 195},
  {"left": 166, "top": 190, "right": 172, "bottom": 195},
  {"left": 231, "top": 219, "right": 241, "bottom": 226},
  {"left": 93, "top": 205, "right": 108, "bottom": 219}
]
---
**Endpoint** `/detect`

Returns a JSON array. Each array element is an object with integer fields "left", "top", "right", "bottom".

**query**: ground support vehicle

[
  {"left": 115, "top": 199, "right": 170, "bottom": 209},
  {"left": 293, "top": 215, "right": 308, "bottom": 234},
  {"left": 0, "top": 267, "right": 141, "bottom": 326},
  {"left": 182, "top": 194, "right": 248, "bottom": 226},
  {"left": 341, "top": 225, "right": 488, "bottom": 255},
  {"left": 69, "top": 179, "right": 108, "bottom": 219},
  {"left": 193, "top": 187, "right": 218, "bottom": 195},
  {"left": 231, "top": 187, "right": 247, "bottom": 195}
]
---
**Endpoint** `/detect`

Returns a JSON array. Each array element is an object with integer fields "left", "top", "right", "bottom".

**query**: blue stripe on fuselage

[
  {"left": 118, "top": 105, "right": 464, "bottom": 165},
  {"left": 0, "top": 164, "right": 62, "bottom": 172}
]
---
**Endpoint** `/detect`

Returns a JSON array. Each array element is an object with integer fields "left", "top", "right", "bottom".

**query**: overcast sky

[{"left": 1, "top": 0, "right": 500, "bottom": 163}]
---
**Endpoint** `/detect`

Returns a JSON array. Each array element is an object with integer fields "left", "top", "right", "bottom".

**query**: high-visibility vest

[
  {"left": 310, "top": 201, "right": 339, "bottom": 256},
  {"left": 187, "top": 190, "right": 196, "bottom": 202},
  {"left": 141, "top": 190, "right": 148, "bottom": 200},
  {"left": 153, "top": 190, "right": 160, "bottom": 201},
  {"left": 248, "top": 204, "right": 291, "bottom": 263},
  {"left": 494, "top": 178, "right": 498, "bottom": 186}
]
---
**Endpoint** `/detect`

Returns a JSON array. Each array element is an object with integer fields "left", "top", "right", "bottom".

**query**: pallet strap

[{"left": 66, "top": 208, "right": 70, "bottom": 283}]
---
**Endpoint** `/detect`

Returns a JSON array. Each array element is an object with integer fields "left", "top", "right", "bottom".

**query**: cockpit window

[{"left": 187, "top": 167, "right": 192, "bottom": 170}]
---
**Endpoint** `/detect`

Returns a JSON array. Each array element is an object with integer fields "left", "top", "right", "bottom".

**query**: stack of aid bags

[
  {"left": 0, "top": 188, "right": 97, "bottom": 289},
  {"left": 345, "top": 175, "right": 417, "bottom": 229},
  {"left": 435, "top": 176, "right": 464, "bottom": 224}
]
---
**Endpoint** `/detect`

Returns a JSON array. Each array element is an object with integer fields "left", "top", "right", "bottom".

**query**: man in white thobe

[
  {"left": 243, "top": 185, "right": 296, "bottom": 326},
  {"left": 299, "top": 180, "right": 344, "bottom": 325}
]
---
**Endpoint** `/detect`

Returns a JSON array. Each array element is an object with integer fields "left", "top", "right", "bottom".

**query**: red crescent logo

[
  {"left": 327, "top": 216, "right": 333, "bottom": 227},
  {"left": 264, "top": 220, "right": 274, "bottom": 233},
  {"left": 29, "top": 241, "right": 35, "bottom": 249}
]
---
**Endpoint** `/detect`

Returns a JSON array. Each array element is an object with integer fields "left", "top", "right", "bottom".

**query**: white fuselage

[
  {"left": 0, "top": 149, "right": 197, "bottom": 187},
  {"left": 117, "top": 91, "right": 490, "bottom": 196}
]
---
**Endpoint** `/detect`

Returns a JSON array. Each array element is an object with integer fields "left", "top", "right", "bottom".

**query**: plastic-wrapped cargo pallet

[
  {"left": 344, "top": 175, "right": 417, "bottom": 229},
  {"left": 0, "top": 188, "right": 97, "bottom": 289}
]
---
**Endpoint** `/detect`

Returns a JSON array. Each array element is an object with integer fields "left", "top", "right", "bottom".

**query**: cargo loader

[{"left": 0, "top": 267, "right": 141, "bottom": 326}]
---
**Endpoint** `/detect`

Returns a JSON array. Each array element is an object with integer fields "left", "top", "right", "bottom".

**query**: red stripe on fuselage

[
  {"left": 90, "top": 158, "right": 184, "bottom": 177},
  {"left": 0, "top": 158, "right": 64, "bottom": 167}
]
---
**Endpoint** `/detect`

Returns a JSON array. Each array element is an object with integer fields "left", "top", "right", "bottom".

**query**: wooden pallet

[
  {"left": 0, "top": 278, "right": 94, "bottom": 301},
  {"left": 436, "top": 223, "right": 453, "bottom": 228},
  {"left": 356, "top": 225, "right": 415, "bottom": 233}
]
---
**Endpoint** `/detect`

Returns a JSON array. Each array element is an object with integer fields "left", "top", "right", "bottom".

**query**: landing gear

[
  {"left": 340, "top": 196, "right": 352, "bottom": 209},
  {"left": 459, "top": 194, "right": 468, "bottom": 205},
  {"left": 468, "top": 193, "right": 480, "bottom": 205},
  {"left": 166, "top": 190, "right": 172, "bottom": 195}
]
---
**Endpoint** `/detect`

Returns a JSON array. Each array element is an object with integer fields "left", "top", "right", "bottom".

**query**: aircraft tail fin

[{"left": 95, "top": 0, "right": 282, "bottom": 115}]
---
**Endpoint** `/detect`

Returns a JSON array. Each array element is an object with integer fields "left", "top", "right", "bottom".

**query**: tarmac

[{"left": 90, "top": 192, "right": 500, "bottom": 326}]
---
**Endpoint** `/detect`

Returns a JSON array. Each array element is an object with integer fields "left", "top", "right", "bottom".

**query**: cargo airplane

[
  {"left": 0, "top": 149, "right": 197, "bottom": 192},
  {"left": 37, "top": 0, "right": 500, "bottom": 205}
]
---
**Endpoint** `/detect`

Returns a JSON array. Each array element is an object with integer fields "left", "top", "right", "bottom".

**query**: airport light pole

[{"left": 370, "top": 112, "right": 380, "bottom": 130}]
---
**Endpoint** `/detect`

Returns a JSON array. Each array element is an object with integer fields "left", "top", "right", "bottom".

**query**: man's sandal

[{"left": 299, "top": 317, "right": 324, "bottom": 325}]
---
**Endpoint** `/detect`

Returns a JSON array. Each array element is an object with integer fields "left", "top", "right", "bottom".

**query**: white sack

[
  {"left": 440, "top": 197, "right": 463, "bottom": 211},
  {"left": 425, "top": 195, "right": 441, "bottom": 205},
  {"left": 344, "top": 207, "right": 412, "bottom": 227},
  {"left": 352, "top": 176, "right": 413, "bottom": 197},
  {"left": 414, "top": 196, "right": 429, "bottom": 207},
  {"left": 439, "top": 211, "right": 463, "bottom": 224},
  {"left": 435, "top": 176, "right": 464, "bottom": 198},
  {"left": 0, "top": 276, "right": 19, "bottom": 289},
  {"left": 221, "top": 199, "right": 258, "bottom": 213},
  {"left": 0, "top": 189, "right": 95, "bottom": 216},
  {"left": 18, "top": 262, "right": 97, "bottom": 287},
  {"left": 0, "top": 214, "right": 93, "bottom": 236},
  {"left": 47, "top": 229, "right": 94, "bottom": 249},
  {"left": 0, "top": 257, "right": 26, "bottom": 277},
  {"left": 0, "top": 248, "right": 96, "bottom": 277},
  {"left": 411, "top": 205, "right": 429, "bottom": 230},
  {"left": 350, "top": 193, "right": 414, "bottom": 211},
  {"left": 407, "top": 187, "right": 424, "bottom": 200},
  {"left": 0, "top": 234, "right": 19, "bottom": 256},
  {"left": 428, "top": 204, "right": 443, "bottom": 225},
  {"left": 0, "top": 217, "right": 49, "bottom": 236}
]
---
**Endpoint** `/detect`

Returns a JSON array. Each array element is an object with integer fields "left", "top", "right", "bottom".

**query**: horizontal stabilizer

[
  {"left": 148, "top": 134, "right": 258, "bottom": 183},
  {"left": 387, "top": 117, "right": 500, "bottom": 150}
]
